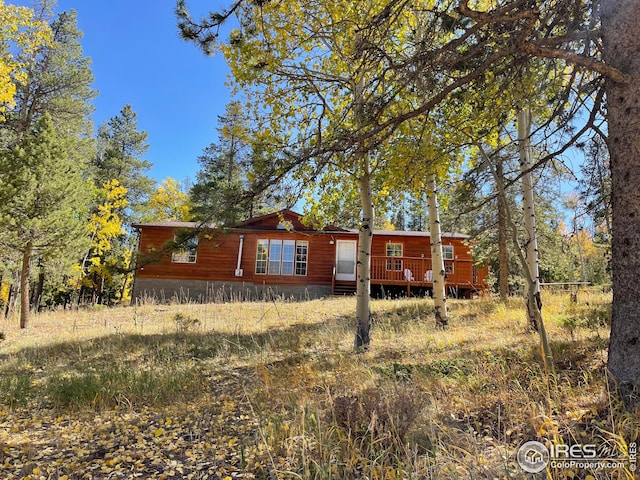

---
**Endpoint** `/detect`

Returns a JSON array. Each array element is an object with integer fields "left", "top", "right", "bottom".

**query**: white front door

[{"left": 335, "top": 240, "right": 357, "bottom": 281}]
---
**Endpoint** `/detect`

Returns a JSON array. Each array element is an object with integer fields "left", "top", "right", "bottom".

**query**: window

[
  {"left": 282, "top": 240, "right": 295, "bottom": 275},
  {"left": 171, "top": 235, "right": 198, "bottom": 263},
  {"left": 445, "top": 263, "right": 455, "bottom": 275},
  {"left": 268, "top": 240, "right": 282, "bottom": 274},
  {"left": 443, "top": 245, "right": 454, "bottom": 260},
  {"left": 256, "top": 239, "right": 308, "bottom": 276},
  {"left": 386, "top": 243, "right": 403, "bottom": 271},
  {"left": 296, "top": 242, "right": 308, "bottom": 275},
  {"left": 256, "top": 239, "right": 268, "bottom": 274}
]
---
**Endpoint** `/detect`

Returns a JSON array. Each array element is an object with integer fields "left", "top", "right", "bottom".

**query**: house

[{"left": 131, "top": 209, "right": 487, "bottom": 302}]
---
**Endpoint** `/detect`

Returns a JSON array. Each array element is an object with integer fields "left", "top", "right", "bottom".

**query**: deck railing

[{"left": 370, "top": 256, "right": 468, "bottom": 286}]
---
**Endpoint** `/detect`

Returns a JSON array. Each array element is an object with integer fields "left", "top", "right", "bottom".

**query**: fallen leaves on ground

[{"left": 0, "top": 370, "right": 277, "bottom": 480}]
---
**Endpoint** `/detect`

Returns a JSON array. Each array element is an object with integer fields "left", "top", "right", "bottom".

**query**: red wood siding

[
  {"left": 135, "top": 222, "right": 487, "bottom": 291},
  {"left": 136, "top": 226, "right": 341, "bottom": 287},
  {"left": 239, "top": 232, "right": 336, "bottom": 286}
]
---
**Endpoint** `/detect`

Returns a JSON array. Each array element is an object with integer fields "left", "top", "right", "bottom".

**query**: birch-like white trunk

[
  {"left": 353, "top": 72, "right": 373, "bottom": 349},
  {"left": 354, "top": 171, "right": 374, "bottom": 348},
  {"left": 517, "top": 108, "right": 554, "bottom": 375},
  {"left": 426, "top": 174, "right": 448, "bottom": 328},
  {"left": 517, "top": 109, "right": 542, "bottom": 330}
]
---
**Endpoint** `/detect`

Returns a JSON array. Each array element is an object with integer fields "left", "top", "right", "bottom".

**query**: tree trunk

[
  {"left": 31, "top": 260, "right": 45, "bottom": 312},
  {"left": 427, "top": 174, "right": 448, "bottom": 328},
  {"left": 601, "top": 0, "right": 640, "bottom": 396},
  {"left": 495, "top": 157, "right": 510, "bottom": 299},
  {"left": 354, "top": 169, "right": 374, "bottom": 349},
  {"left": 517, "top": 109, "right": 542, "bottom": 331},
  {"left": 353, "top": 71, "right": 373, "bottom": 350},
  {"left": 20, "top": 243, "right": 32, "bottom": 329},
  {"left": 484, "top": 141, "right": 554, "bottom": 377},
  {"left": 517, "top": 109, "right": 554, "bottom": 376}
]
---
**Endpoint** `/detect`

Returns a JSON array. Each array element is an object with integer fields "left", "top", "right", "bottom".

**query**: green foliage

[
  {"left": 0, "top": 366, "right": 34, "bottom": 408},
  {"left": 0, "top": 6, "right": 96, "bottom": 315},
  {"left": 189, "top": 101, "right": 279, "bottom": 226},
  {"left": 45, "top": 364, "right": 203, "bottom": 410},
  {"left": 3, "top": 8, "right": 96, "bottom": 149},
  {"left": 0, "top": 0, "right": 51, "bottom": 118},
  {"left": 93, "top": 104, "right": 153, "bottom": 223},
  {"left": 81, "top": 104, "right": 153, "bottom": 306},
  {"left": 0, "top": 113, "right": 90, "bottom": 263}
]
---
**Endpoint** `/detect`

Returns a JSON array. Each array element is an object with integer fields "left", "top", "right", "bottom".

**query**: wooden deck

[{"left": 332, "top": 256, "right": 485, "bottom": 297}]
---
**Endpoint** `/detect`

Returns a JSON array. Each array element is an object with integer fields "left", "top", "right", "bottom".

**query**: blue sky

[{"left": 14, "top": 0, "right": 232, "bottom": 185}]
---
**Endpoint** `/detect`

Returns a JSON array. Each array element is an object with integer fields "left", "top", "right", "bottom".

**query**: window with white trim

[
  {"left": 256, "top": 239, "right": 308, "bottom": 276},
  {"left": 296, "top": 242, "right": 308, "bottom": 275},
  {"left": 171, "top": 235, "right": 198, "bottom": 263},
  {"left": 282, "top": 240, "right": 295, "bottom": 275},
  {"left": 268, "top": 240, "right": 282, "bottom": 274},
  {"left": 256, "top": 239, "right": 268, "bottom": 274},
  {"left": 386, "top": 243, "right": 403, "bottom": 271},
  {"left": 443, "top": 245, "right": 454, "bottom": 260}
]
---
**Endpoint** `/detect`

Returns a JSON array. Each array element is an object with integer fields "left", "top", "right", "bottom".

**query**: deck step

[{"left": 333, "top": 282, "right": 357, "bottom": 295}]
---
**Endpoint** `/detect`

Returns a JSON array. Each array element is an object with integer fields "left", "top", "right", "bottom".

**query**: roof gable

[{"left": 240, "top": 209, "right": 314, "bottom": 231}]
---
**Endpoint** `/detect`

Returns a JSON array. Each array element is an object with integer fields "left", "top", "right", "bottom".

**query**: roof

[
  {"left": 131, "top": 221, "right": 215, "bottom": 229},
  {"left": 132, "top": 210, "right": 469, "bottom": 238},
  {"left": 335, "top": 229, "right": 468, "bottom": 239},
  {"left": 372, "top": 229, "right": 469, "bottom": 239}
]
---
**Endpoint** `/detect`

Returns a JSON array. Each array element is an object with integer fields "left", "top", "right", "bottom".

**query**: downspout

[{"left": 235, "top": 235, "right": 244, "bottom": 277}]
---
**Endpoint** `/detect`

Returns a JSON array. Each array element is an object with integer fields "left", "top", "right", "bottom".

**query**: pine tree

[
  {"left": 190, "top": 101, "right": 259, "bottom": 226},
  {"left": 6, "top": 8, "right": 95, "bottom": 145},
  {"left": 0, "top": 113, "right": 90, "bottom": 328},
  {"left": 602, "top": 0, "right": 640, "bottom": 399},
  {"left": 1, "top": 5, "right": 95, "bottom": 313},
  {"left": 80, "top": 105, "right": 153, "bottom": 305},
  {"left": 94, "top": 104, "right": 153, "bottom": 222}
]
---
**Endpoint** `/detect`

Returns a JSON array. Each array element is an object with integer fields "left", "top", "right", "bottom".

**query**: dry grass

[{"left": 0, "top": 292, "right": 637, "bottom": 479}]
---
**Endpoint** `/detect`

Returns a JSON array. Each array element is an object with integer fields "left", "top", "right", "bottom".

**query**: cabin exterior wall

[{"left": 131, "top": 210, "right": 487, "bottom": 303}]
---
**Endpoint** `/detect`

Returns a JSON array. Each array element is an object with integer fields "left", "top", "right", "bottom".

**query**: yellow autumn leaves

[{"left": 0, "top": 1, "right": 51, "bottom": 119}]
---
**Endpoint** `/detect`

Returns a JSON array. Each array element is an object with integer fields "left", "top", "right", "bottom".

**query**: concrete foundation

[{"left": 131, "top": 278, "right": 332, "bottom": 304}]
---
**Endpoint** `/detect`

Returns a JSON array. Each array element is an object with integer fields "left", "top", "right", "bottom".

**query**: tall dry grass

[{"left": 0, "top": 291, "right": 637, "bottom": 479}]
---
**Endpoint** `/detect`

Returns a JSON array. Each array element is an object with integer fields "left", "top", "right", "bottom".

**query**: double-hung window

[
  {"left": 443, "top": 245, "right": 454, "bottom": 274},
  {"left": 268, "top": 240, "right": 283, "bottom": 274},
  {"left": 256, "top": 240, "right": 269, "bottom": 274},
  {"left": 295, "top": 242, "right": 308, "bottom": 276},
  {"left": 386, "top": 243, "right": 403, "bottom": 271},
  {"left": 282, "top": 240, "right": 295, "bottom": 275},
  {"left": 256, "top": 239, "right": 308, "bottom": 276}
]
